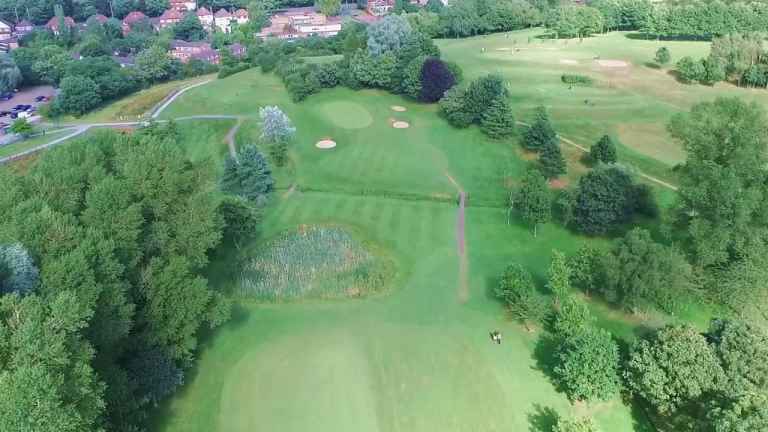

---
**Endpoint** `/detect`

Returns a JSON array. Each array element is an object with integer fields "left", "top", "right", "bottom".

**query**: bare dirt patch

[
  {"left": 597, "top": 59, "right": 630, "bottom": 68},
  {"left": 392, "top": 121, "right": 410, "bottom": 129},
  {"left": 549, "top": 178, "right": 569, "bottom": 189},
  {"left": 391, "top": 105, "right": 407, "bottom": 112},
  {"left": 559, "top": 59, "right": 578, "bottom": 65},
  {"left": 316, "top": 139, "right": 337, "bottom": 149}
]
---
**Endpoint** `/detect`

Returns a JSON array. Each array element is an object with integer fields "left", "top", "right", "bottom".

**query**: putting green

[{"left": 320, "top": 101, "right": 374, "bottom": 129}]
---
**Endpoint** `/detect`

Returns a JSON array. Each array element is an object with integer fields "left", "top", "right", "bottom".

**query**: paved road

[{"left": 151, "top": 79, "right": 214, "bottom": 119}]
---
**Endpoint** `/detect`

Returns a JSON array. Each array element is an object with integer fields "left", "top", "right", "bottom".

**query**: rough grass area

[
  {"left": 0, "top": 128, "right": 74, "bottom": 158},
  {"left": 64, "top": 75, "right": 215, "bottom": 123},
  {"left": 239, "top": 226, "right": 391, "bottom": 300}
]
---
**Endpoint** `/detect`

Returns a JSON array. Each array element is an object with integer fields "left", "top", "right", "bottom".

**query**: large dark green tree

[
  {"left": 221, "top": 145, "right": 275, "bottom": 206},
  {"left": 590, "top": 134, "right": 617, "bottom": 164},
  {"left": 539, "top": 140, "right": 567, "bottom": 179},
  {"left": 481, "top": 97, "right": 516, "bottom": 139},
  {"left": 523, "top": 106, "right": 558, "bottom": 151},
  {"left": 495, "top": 263, "right": 549, "bottom": 329}
]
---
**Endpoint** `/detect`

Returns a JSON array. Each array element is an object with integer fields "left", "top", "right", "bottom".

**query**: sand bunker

[
  {"left": 392, "top": 121, "right": 410, "bottom": 129},
  {"left": 391, "top": 105, "right": 407, "bottom": 112},
  {"left": 315, "top": 139, "right": 337, "bottom": 149},
  {"left": 597, "top": 59, "right": 629, "bottom": 68},
  {"left": 560, "top": 59, "right": 578, "bottom": 65}
]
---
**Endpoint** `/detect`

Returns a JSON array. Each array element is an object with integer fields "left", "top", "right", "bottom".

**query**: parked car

[
  {"left": 0, "top": 93, "right": 13, "bottom": 101},
  {"left": 0, "top": 111, "right": 9, "bottom": 117},
  {"left": 35, "top": 96, "right": 48, "bottom": 102},
  {"left": 10, "top": 112, "right": 18, "bottom": 119}
]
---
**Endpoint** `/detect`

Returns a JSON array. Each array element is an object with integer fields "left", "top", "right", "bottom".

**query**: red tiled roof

[
  {"left": 234, "top": 9, "right": 248, "bottom": 17},
  {"left": 159, "top": 9, "right": 184, "bottom": 20},
  {"left": 214, "top": 9, "right": 232, "bottom": 18},
  {"left": 46, "top": 16, "right": 76, "bottom": 29},
  {"left": 197, "top": 7, "right": 212, "bottom": 16},
  {"left": 16, "top": 20, "right": 32, "bottom": 27},
  {"left": 123, "top": 11, "right": 148, "bottom": 25},
  {"left": 91, "top": 14, "right": 109, "bottom": 23}
]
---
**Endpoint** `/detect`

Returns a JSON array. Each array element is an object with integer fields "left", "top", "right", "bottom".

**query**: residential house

[
  {"left": 0, "top": 38, "right": 18, "bottom": 53},
  {"left": 366, "top": 0, "right": 395, "bottom": 16},
  {"left": 122, "top": 11, "right": 148, "bottom": 34},
  {"left": 214, "top": 9, "right": 233, "bottom": 33},
  {"left": 257, "top": 8, "right": 342, "bottom": 39},
  {"left": 156, "top": 8, "right": 184, "bottom": 30},
  {"left": 234, "top": 9, "right": 249, "bottom": 25},
  {"left": 46, "top": 16, "right": 76, "bottom": 35},
  {"left": 0, "top": 19, "right": 12, "bottom": 40},
  {"left": 169, "top": 39, "right": 219, "bottom": 64},
  {"left": 14, "top": 20, "right": 34, "bottom": 36},
  {"left": 170, "top": 0, "right": 197, "bottom": 12},
  {"left": 197, "top": 7, "right": 214, "bottom": 30}
]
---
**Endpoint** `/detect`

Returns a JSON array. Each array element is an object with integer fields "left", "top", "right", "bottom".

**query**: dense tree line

[{"left": 0, "top": 123, "right": 259, "bottom": 431}]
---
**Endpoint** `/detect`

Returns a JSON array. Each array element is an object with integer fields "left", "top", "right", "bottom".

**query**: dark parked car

[
  {"left": 0, "top": 93, "right": 13, "bottom": 101},
  {"left": 35, "top": 96, "right": 48, "bottom": 102},
  {"left": 0, "top": 111, "right": 9, "bottom": 117},
  {"left": 10, "top": 112, "right": 18, "bottom": 119}
]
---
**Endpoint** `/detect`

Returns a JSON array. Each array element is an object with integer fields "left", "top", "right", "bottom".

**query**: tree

[
  {"left": 552, "top": 296, "right": 594, "bottom": 339},
  {"left": 315, "top": 0, "right": 341, "bottom": 16},
  {"left": 221, "top": 145, "right": 274, "bottom": 206},
  {"left": 8, "top": 118, "right": 34, "bottom": 137},
  {"left": 135, "top": 45, "right": 175, "bottom": 83},
  {"left": 555, "top": 328, "right": 621, "bottom": 402},
  {"left": 710, "top": 392, "right": 768, "bottom": 432},
  {"left": 539, "top": 140, "right": 567, "bottom": 179},
  {"left": 0, "top": 293, "right": 106, "bottom": 432},
  {"left": 547, "top": 250, "right": 571, "bottom": 307},
  {"left": 553, "top": 416, "right": 600, "bottom": 432},
  {"left": 0, "top": 53, "right": 21, "bottom": 94},
  {"left": 545, "top": 5, "right": 604, "bottom": 38},
  {"left": 367, "top": 14, "right": 413, "bottom": 57},
  {"left": 495, "top": 263, "right": 550, "bottom": 329},
  {"left": 426, "top": 0, "right": 444, "bottom": 13},
  {"left": 0, "top": 243, "right": 39, "bottom": 295},
  {"left": 523, "top": 106, "right": 557, "bottom": 151},
  {"left": 419, "top": 57, "right": 455, "bottom": 103},
  {"left": 143, "top": 0, "right": 169, "bottom": 16},
  {"left": 463, "top": 74, "right": 508, "bottom": 124},
  {"left": 174, "top": 12, "right": 206, "bottom": 41},
  {"left": 248, "top": 0, "right": 276, "bottom": 30},
  {"left": 439, "top": 86, "right": 473, "bottom": 128},
  {"left": 513, "top": 168, "right": 551, "bottom": 236},
  {"left": 590, "top": 134, "right": 617, "bottom": 164},
  {"left": 677, "top": 56, "right": 705, "bottom": 83},
  {"left": 626, "top": 325, "right": 723, "bottom": 414},
  {"left": 655, "top": 46, "right": 670, "bottom": 65},
  {"left": 572, "top": 166, "right": 642, "bottom": 235},
  {"left": 400, "top": 55, "right": 426, "bottom": 99},
  {"left": 600, "top": 228, "right": 695, "bottom": 312},
  {"left": 567, "top": 244, "right": 603, "bottom": 296},
  {"left": 259, "top": 105, "right": 296, "bottom": 144},
  {"left": 707, "top": 319, "right": 768, "bottom": 399},
  {"left": 56, "top": 75, "right": 102, "bottom": 116},
  {"left": 126, "top": 347, "right": 184, "bottom": 405},
  {"left": 480, "top": 97, "right": 516, "bottom": 139},
  {"left": 668, "top": 98, "right": 768, "bottom": 268}
]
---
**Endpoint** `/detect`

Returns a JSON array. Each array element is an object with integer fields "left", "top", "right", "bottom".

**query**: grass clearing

[{"left": 146, "top": 31, "right": 732, "bottom": 432}]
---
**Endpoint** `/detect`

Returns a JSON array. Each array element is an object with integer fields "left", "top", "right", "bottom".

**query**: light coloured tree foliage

[
  {"left": 0, "top": 243, "right": 39, "bottom": 295},
  {"left": 259, "top": 105, "right": 296, "bottom": 144},
  {"left": 0, "top": 54, "right": 21, "bottom": 94},
  {"left": 367, "top": 14, "right": 413, "bottom": 57}
]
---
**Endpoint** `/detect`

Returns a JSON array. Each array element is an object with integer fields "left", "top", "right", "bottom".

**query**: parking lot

[{"left": 0, "top": 85, "right": 55, "bottom": 123}]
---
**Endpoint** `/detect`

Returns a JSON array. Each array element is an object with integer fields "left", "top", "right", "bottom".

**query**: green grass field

[{"left": 139, "top": 29, "right": 754, "bottom": 432}]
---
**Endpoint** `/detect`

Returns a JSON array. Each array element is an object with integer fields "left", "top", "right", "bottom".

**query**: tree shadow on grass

[
  {"left": 532, "top": 332, "right": 563, "bottom": 391},
  {"left": 527, "top": 403, "right": 559, "bottom": 432}
]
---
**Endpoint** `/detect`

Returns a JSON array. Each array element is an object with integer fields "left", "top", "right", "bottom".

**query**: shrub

[
  {"left": 561, "top": 74, "right": 593, "bottom": 86},
  {"left": 554, "top": 416, "right": 600, "bottom": 432},
  {"left": 218, "top": 63, "right": 250, "bottom": 79},
  {"left": 677, "top": 56, "right": 706, "bottom": 83},
  {"left": 439, "top": 86, "right": 473, "bottom": 128},
  {"left": 655, "top": 47, "right": 671, "bottom": 65}
]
